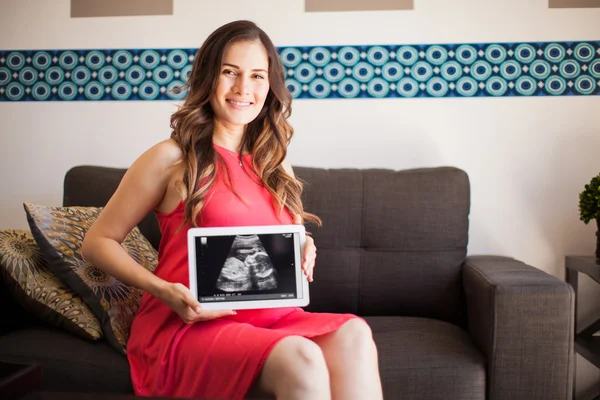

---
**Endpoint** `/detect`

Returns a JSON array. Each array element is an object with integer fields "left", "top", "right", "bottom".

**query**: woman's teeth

[{"left": 227, "top": 100, "right": 251, "bottom": 107}]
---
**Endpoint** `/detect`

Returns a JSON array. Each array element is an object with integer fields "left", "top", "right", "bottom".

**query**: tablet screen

[{"left": 194, "top": 233, "right": 299, "bottom": 303}]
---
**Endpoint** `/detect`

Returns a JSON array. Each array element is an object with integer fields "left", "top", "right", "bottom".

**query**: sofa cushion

[
  {"left": 303, "top": 248, "right": 361, "bottom": 314},
  {"left": 0, "top": 318, "right": 485, "bottom": 399},
  {"left": 23, "top": 203, "right": 158, "bottom": 355},
  {"left": 293, "top": 168, "right": 364, "bottom": 249},
  {"left": 360, "top": 250, "right": 466, "bottom": 323},
  {"left": 364, "top": 316, "right": 486, "bottom": 400},
  {"left": 360, "top": 167, "right": 469, "bottom": 326},
  {"left": 361, "top": 168, "right": 470, "bottom": 251},
  {"left": 297, "top": 166, "right": 470, "bottom": 326},
  {"left": 0, "top": 229, "right": 102, "bottom": 341},
  {"left": 0, "top": 327, "right": 132, "bottom": 394}
]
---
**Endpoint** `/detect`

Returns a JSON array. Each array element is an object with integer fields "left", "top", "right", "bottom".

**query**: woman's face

[{"left": 210, "top": 40, "right": 270, "bottom": 132}]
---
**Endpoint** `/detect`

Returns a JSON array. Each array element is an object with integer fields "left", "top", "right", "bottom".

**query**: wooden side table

[{"left": 565, "top": 255, "right": 600, "bottom": 400}]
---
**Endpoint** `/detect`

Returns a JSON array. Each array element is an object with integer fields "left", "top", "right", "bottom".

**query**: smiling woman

[
  {"left": 82, "top": 20, "right": 383, "bottom": 400},
  {"left": 210, "top": 41, "right": 271, "bottom": 133}
]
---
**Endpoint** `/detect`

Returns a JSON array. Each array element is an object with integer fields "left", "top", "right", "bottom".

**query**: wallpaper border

[{"left": 1, "top": 40, "right": 599, "bottom": 101}]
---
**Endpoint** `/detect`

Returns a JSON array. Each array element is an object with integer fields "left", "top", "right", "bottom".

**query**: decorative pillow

[
  {"left": 23, "top": 203, "right": 158, "bottom": 355},
  {"left": 0, "top": 229, "right": 103, "bottom": 341}
]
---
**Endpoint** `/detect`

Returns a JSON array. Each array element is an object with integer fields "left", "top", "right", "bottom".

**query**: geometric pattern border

[{"left": 1, "top": 40, "right": 599, "bottom": 101}]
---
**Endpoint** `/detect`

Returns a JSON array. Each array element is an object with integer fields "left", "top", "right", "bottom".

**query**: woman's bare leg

[
  {"left": 251, "top": 336, "right": 331, "bottom": 400},
  {"left": 311, "top": 319, "right": 383, "bottom": 400}
]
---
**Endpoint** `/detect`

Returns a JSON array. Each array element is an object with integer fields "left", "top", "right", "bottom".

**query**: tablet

[{"left": 187, "top": 225, "right": 310, "bottom": 310}]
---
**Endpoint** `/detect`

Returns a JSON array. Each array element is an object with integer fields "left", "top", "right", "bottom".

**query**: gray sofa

[{"left": 0, "top": 165, "right": 574, "bottom": 399}]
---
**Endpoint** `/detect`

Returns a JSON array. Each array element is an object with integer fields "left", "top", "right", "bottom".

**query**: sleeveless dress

[{"left": 127, "top": 144, "right": 358, "bottom": 400}]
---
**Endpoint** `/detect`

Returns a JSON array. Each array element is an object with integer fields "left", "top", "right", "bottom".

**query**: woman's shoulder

[
  {"left": 128, "top": 139, "right": 185, "bottom": 214},
  {"left": 128, "top": 138, "right": 183, "bottom": 184},
  {"left": 145, "top": 138, "right": 183, "bottom": 166}
]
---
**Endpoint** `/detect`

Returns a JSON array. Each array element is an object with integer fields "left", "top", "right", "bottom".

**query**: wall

[{"left": 1, "top": 0, "right": 600, "bottom": 397}]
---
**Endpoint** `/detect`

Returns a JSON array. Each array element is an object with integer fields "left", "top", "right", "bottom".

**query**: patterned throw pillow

[
  {"left": 0, "top": 229, "right": 103, "bottom": 341},
  {"left": 23, "top": 203, "right": 158, "bottom": 355}
]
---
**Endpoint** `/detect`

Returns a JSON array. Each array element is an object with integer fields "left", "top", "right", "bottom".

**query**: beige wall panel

[
  {"left": 549, "top": 0, "right": 600, "bottom": 8},
  {"left": 71, "top": 0, "right": 173, "bottom": 18},
  {"left": 306, "top": 0, "right": 413, "bottom": 12}
]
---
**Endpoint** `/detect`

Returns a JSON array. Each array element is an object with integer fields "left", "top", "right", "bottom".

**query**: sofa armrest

[{"left": 462, "top": 256, "right": 574, "bottom": 400}]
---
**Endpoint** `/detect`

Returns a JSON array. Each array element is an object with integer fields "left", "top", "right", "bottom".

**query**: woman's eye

[
  {"left": 254, "top": 74, "right": 265, "bottom": 79},
  {"left": 223, "top": 69, "right": 235, "bottom": 75}
]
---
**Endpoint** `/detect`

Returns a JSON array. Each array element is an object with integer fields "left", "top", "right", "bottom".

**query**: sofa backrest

[
  {"left": 63, "top": 166, "right": 162, "bottom": 249},
  {"left": 64, "top": 165, "right": 470, "bottom": 326}
]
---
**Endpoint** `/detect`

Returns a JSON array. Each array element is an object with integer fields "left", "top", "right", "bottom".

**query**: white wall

[{"left": 1, "top": 0, "right": 600, "bottom": 397}]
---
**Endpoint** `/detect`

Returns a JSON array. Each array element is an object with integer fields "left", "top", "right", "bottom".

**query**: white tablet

[{"left": 187, "top": 225, "right": 310, "bottom": 310}]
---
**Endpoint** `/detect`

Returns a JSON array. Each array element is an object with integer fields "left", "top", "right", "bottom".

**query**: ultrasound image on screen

[{"left": 195, "top": 233, "right": 298, "bottom": 302}]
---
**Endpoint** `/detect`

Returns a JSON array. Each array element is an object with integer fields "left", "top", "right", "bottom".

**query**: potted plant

[{"left": 579, "top": 173, "right": 600, "bottom": 259}]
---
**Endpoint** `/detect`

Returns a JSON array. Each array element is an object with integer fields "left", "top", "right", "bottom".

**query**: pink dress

[{"left": 127, "top": 144, "right": 357, "bottom": 400}]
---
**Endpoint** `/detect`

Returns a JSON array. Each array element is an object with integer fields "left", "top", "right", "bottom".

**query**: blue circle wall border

[{"left": 1, "top": 40, "right": 599, "bottom": 101}]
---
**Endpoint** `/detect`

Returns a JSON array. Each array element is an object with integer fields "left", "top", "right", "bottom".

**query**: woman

[{"left": 83, "top": 20, "right": 383, "bottom": 400}]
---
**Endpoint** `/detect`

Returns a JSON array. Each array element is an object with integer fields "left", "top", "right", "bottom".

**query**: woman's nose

[{"left": 233, "top": 75, "right": 249, "bottom": 95}]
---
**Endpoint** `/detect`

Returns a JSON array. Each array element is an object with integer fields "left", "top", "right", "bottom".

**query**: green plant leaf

[{"left": 579, "top": 173, "right": 600, "bottom": 224}]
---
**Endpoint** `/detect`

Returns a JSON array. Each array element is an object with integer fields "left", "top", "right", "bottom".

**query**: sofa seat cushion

[
  {"left": 0, "top": 318, "right": 486, "bottom": 398},
  {"left": 0, "top": 327, "right": 132, "bottom": 394},
  {"left": 365, "top": 316, "right": 486, "bottom": 400}
]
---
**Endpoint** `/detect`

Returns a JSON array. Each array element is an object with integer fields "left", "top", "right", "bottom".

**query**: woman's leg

[
  {"left": 311, "top": 319, "right": 383, "bottom": 400},
  {"left": 251, "top": 336, "right": 332, "bottom": 400}
]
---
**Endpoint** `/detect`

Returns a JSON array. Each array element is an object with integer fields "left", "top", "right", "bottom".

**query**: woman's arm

[
  {"left": 82, "top": 139, "right": 179, "bottom": 297},
  {"left": 82, "top": 139, "right": 235, "bottom": 322}
]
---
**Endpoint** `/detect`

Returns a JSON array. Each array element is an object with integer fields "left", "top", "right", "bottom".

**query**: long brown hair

[{"left": 170, "top": 20, "right": 321, "bottom": 228}]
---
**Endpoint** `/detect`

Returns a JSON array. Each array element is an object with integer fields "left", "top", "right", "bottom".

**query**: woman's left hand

[{"left": 293, "top": 214, "right": 316, "bottom": 282}]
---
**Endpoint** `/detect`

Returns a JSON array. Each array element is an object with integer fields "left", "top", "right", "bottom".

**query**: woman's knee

[
  {"left": 338, "top": 319, "right": 377, "bottom": 354},
  {"left": 276, "top": 336, "right": 329, "bottom": 378},
  {"left": 261, "top": 336, "right": 329, "bottom": 394}
]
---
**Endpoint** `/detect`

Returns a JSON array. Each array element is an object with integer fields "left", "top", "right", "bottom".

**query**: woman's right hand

[{"left": 157, "top": 282, "right": 236, "bottom": 324}]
